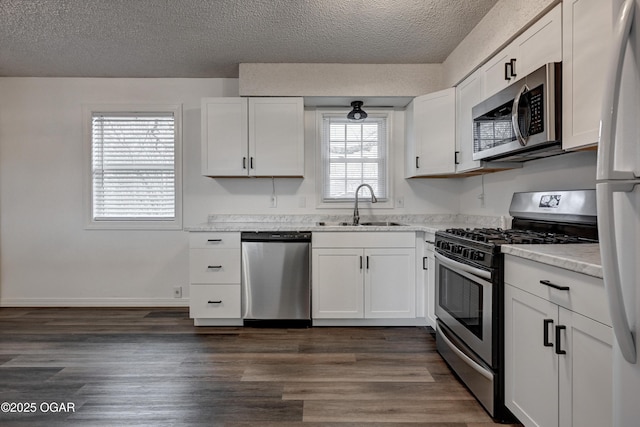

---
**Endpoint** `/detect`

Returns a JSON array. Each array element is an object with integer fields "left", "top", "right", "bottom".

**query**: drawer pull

[
  {"left": 207, "top": 265, "right": 223, "bottom": 269},
  {"left": 208, "top": 300, "right": 222, "bottom": 304},
  {"left": 207, "top": 239, "right": 222, "bottom": 242},
  {"left": 543, "top": 319, "right": 554, "bottom": 347},
  {"left": 555, "top": 325, "right": 567, "bottom": 355},
  {"left": 540, "top": 280, "right": 570, "bottom": 291}
]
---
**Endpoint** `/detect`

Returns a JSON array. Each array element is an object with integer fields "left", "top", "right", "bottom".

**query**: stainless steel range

[{"left": 434, "top": 190, "right": 598, "bottom": 421}]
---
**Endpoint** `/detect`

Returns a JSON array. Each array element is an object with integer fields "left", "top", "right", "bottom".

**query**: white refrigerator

[{"left": 598, "top": 0, "right": 640, "bottom": 425}]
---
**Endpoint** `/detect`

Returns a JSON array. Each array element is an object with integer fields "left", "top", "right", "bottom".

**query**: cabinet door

[
  {"left": 424, "top": 247, "right": 436, "bottom": 328},
  {"left": 505, "top": 284, "right": 559, "bottom": 427},
  {"left": 482, "top": 4, "right": 561, "bottom": 98},
  {"left": 405, "top": 88, "right": 456, "bottom": 177},
  {"left": 562, "top": 0, "right": 613, "bottom": 150},
  {"left": 249, "top": 97, "right": 304, "bottom": 177},
  {"left": 364, "top": 248, "right": 416, "bottom": 318},
  {"left": 513, "top": 4, "right": 562, "bottom": 79},
  {"left": 455, "top": 68, "right": 484, "bottom": 173},
  {"left": 312, "top": 249, "right": 364, "bottom": 318},
  {"left": 201, "top": 98, "right": 248, "bottom": 176},
  {"left": 558, "top": 308, "right": 613, "bottom": 427},
  {"left": 483, "top": 46, "right": 516, "bottom": 98}
]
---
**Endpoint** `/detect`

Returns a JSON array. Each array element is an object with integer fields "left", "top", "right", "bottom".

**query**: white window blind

[
  {"left": 91, "top": 112, "right": 176, "bottom": 220},
  {"left": 322, "top": 115, "right": 388, "bottom": 202}
]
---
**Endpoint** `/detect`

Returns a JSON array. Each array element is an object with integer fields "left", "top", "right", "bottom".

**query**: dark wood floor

[{"left": 0, "top": 307, "right": 521, "bottom": 426}]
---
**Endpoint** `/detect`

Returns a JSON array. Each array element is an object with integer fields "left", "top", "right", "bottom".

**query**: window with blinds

[
  {"left": 321, "top": 115, "right": 388, "bottom": 202},
  {"left": 91, "top": 112, "right": 177, "bottom": 221}
]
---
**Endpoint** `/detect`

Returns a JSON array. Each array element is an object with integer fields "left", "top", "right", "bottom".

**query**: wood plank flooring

[{"left": 0, "top": 307, "right": 522, "bottom": 426}]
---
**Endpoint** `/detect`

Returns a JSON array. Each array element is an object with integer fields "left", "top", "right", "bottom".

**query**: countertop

[
  {"left": 501, "top": 243, "right": 602, "bottom": 278},
  {"left": 185, "top": 214, "right": 510, "bottom": 234}
]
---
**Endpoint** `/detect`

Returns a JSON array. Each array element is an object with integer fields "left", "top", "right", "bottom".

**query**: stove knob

[{"left": 467, "top": 249, "right": 476, "bottom": 260}]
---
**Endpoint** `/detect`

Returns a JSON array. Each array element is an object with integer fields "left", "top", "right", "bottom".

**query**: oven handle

[
  {"left": 439, "top": 323, "right": 494, "bottom": 381},
  {"left": 434, "top": 252, "right": 491, "bottom": 280}
]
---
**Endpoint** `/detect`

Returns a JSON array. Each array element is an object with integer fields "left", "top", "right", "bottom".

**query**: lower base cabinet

[
  {"left": 504, "top": 256, "right": 612, "bottom": 427},
  {"left": 312, "top": 232, "right": 416, "bottom": 321},
  {"left": 189, "top": 232, "right": 242, "bottom": 326}
]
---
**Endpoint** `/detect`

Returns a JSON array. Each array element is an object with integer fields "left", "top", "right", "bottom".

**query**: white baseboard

[
  {"left": 0, "top": 298, "right": 190, "bottom": 307},
  {"left": 312, "top": 318, "right": 425, "bottom": 327}
]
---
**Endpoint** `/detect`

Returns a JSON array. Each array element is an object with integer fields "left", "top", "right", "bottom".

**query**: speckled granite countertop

[
  {"left": 184, "top": 214, "right": 510, "bottom": 234},
  {"left": 502, "top": 244, "right": 602, "bottom": 278}
]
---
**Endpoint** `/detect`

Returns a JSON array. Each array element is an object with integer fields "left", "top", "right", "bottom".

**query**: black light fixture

[{"left": 347, "top": 100, "right": 368, "bottom": 121}]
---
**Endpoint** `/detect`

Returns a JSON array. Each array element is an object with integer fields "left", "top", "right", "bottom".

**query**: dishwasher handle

[{"left": 241, "top": 231, "right": 312, "bottom": 242}]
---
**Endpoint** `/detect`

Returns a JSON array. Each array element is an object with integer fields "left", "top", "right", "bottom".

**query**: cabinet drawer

[
  {"left": 189, "top": 232, "right": 240, "bottom": 249},
  {"left": 189, "top": 249, "right": 240, "bottom": 283},
  {"left": 504, "top": 255, "right": 609, "bottom": 326},
  {"left": 189, "top": 285, "right": 241, "bottom": 319}
]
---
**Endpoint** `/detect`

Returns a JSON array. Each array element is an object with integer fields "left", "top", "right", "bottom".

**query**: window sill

[{"left": 84, "top": 219, "right": 183, "bottom": 231}]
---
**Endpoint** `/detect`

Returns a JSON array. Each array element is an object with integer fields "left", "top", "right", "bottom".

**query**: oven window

[{"left": 439, "top": 265, "right": 483, "bottom": 339}]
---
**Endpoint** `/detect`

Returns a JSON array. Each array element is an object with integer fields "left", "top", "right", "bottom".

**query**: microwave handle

[{"left": 511, "top": 83, "right": 529, "bottom": 146}]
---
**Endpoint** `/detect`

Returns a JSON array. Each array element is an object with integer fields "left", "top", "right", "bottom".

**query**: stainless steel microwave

[{"left": 471, "top": 62, "right": 563, "bottom": 162}]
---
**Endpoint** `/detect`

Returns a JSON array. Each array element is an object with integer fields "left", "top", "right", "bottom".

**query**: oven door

[{"left": 435, "top": 252, "right": 493, "bottom": 365}]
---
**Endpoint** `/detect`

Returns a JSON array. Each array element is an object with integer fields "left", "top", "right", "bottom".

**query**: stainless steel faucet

[{"left": 353, "top": 184, "right": 378, "bottom": 225}]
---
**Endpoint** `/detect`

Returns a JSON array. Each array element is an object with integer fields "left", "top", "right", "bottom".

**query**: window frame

[
  {"left": 315, "top": 109, "right": 393, "bottom": 209},
  {"left": 83, "top": 104, "right": 183, "bottom": 230}
]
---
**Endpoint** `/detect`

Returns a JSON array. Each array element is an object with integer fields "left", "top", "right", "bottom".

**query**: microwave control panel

[{"left": 528, "top": 84, "right": 544, "bottom": 135}]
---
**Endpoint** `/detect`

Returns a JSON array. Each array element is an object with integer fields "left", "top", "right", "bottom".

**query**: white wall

[
  {"left": 0, "top": 78, "right": 238, "bottom": 306},
  {"left": 459, "top": 151, "right": 598, "bottom": 217},
  {"left": 0, "top": 77, "right": 460, "bottom": 306},
  {"left": 239, "top": 63, "right": 445, "bottom": 96}
]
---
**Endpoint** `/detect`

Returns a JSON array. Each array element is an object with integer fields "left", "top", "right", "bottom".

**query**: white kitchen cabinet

[
  {"left": 562, "top": 0, "right": 614, "bottom": 150},
  {"left": 455, "top": 67, "right": 484, "bottom": 173},
  {"left": 312, "top": 232, "right": 416, "bottom": 321},
  {"left": 504, "top": 255, "right": 612, "bottom": 427},
  {"left": 365, "top": 248, "right": 416, "bottom": 318},
  {"left": 312, "top": 248, "right": 364, "bottom": 318},
  {"left": 505, "top": 284, "right": 560, "bottom": 427},
  {"left": 483, "top": 4, "right": 562, "bottom": 98},
  {"left": 423, "top": 235, "right": 436, "bottom": 328},
  {"left": 405, "top": 88, "right": 456, "bottom": 177},
  {"left": 452, "top": 5, "right": 560, "bottom": 175},
  {"left": 201, "top": 97, "right": 304, "bottom": 177},
  {"left": 188, "top": 232, "right": 242, "bottom": 326}
]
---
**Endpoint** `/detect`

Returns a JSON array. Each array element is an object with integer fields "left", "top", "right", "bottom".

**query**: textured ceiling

[{"left": 0, "top": 0, "right": 499, "bottom": 78}]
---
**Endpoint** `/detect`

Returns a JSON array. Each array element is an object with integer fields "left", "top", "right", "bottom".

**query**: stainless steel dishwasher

[{"left": 241, "top": 231, "right": 311, "bottom": 327}]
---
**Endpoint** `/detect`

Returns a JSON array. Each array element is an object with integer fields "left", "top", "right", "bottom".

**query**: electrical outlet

[
  {"left": 396, "top": 197, "right": 405, "bottom": 208},
  {"left": 173, "top": 286, "right": 182, "bottom": 298},
  {"left": 270, "top": 195, "right": 277, "bottom": 208}
]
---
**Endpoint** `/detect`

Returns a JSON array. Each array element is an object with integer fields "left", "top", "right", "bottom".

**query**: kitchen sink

[
  {"left": 316, "top": 221, "right": 353, "bottom": 226},
  {"left": 359, "top": 221, "right": 404, "bottom": 226}
]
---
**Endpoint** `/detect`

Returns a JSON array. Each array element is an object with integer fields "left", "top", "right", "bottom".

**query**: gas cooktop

[{"left": 440, "top": 227, "right": 597, "bottom": 245}]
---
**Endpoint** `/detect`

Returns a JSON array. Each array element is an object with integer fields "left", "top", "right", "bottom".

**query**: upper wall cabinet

[
  {"left": 454, "top": 4, "right": 561, "bottom": 174},
  {"left": 483, "top": 4, "right": 562, "bottom": 98},
  {"left": 455, "top": 67, "right": 484, "bottom": 173},
  {"left": 405, "top": 88, "right": 456, "bottom": 177},
  {"left": 562, "top": 0, "right": 614, "bottom": 151},
  {"left": 201, "top": 97, "right": 305, "bottom": 177}
]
